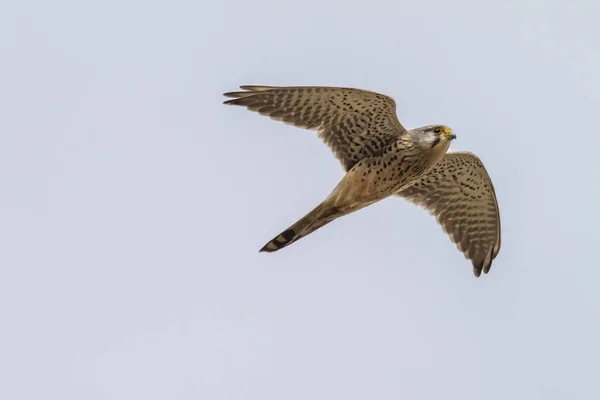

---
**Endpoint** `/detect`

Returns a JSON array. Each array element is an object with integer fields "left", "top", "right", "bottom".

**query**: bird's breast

[{"left": 339, "top": 147, "right": 431, "bottom": 203}]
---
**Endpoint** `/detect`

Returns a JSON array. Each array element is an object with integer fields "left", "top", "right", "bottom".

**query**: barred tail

[{"left": 259, "top": 203, "right": 341, "bottom": 253}]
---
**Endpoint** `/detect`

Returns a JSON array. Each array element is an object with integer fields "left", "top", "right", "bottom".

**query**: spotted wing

[
  {"left": 396, "top": 152, "right": 501, "bottom": 277},
  {"left": 223, "top": 85, "right": 407, "bottom": 171}
]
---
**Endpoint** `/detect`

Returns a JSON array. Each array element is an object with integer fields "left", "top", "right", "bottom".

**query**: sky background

[{"left": 2, "top": 0, "right": 600, "bottom": 399}]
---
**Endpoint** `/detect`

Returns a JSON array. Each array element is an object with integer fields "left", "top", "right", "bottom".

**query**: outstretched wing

[
  {"left": 396, "top": 152, "right": 501, "bottom": 277},
  {"left": 223, "top": 85, "right": 407, "bottom": 171}
]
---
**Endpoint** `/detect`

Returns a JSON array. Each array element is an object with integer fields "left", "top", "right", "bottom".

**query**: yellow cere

[{"left": 442, "top": 126, "right": 454, "bottom": 137}]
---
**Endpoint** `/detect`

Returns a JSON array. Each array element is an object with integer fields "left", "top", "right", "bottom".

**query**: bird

[{"left": 223, "top": 85, "right": 501, "bottom": 277}]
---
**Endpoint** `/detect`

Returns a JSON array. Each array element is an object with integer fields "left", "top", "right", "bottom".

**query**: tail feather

[
  {"left": 259, "top": 228, "right": 300, "bottom": 253},
  {"left": 259, "top": 203, "right": 340, "bottom": 253}
]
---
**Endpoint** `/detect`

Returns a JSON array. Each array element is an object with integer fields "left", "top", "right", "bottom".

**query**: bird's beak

[{"left": 443, "top": 127, "right": 456, "bottom": 140}]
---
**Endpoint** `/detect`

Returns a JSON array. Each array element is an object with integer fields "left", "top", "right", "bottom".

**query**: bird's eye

[{"left": 433, "top": 127, "right": 441, "bottom": 134}]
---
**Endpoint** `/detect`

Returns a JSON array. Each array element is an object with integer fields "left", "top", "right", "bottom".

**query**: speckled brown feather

[
  {"left": 223, "top": 85, "right": 407, "bottom": 171},
  {"left": 224, "top": 85, "right": 502, "bottom": 277},
  {"left": 396, "top": 152, "right": 501, "bottom": 277}
]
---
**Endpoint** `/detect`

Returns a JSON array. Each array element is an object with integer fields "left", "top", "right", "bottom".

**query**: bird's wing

[
  {"left": 395, "top": 152, "right": 501, "bottom": 277},
  {"left": 223, "top": 85, "right": 407, "bottom": 171}
]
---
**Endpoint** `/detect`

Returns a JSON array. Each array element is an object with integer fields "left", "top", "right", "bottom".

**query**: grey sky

[{"left": 1, "top": 0, "right": 599, "bottom": 399}]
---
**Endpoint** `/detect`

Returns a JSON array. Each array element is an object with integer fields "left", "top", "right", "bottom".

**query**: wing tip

[
  {"left": 473, "top": 263, "right": 483, "bottom": 277},
  {"left": 472, "top": 246, "right": 498, "bottom": 277},
  {"left": 223, "top": 85, "right": 277, "bottom": 104},
  {"left": 223, "top": 85, "right": 274, "bottom": 96},
  {"left": 239, "top": 85, "right": 275, "bottom": 91}
]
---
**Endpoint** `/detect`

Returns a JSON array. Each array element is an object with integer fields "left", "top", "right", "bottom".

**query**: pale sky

[{"left": 1, "top": 1, "right": 600, "bottom": 399}]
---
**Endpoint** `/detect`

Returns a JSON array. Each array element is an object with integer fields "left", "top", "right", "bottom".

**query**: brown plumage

[
  {"left": 396, "top": 152, "right": 501, "bottom": 276},
  {"left": 224, "top": 85, "right": 406, "bottom": 171},
  {"left": 224, "top": 85, "right": 501, "bottom": 277}
]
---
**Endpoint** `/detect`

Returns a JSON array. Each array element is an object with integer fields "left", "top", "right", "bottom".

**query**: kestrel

[{"left": 223, "top": 85, "right": 501, "bottom": 277}]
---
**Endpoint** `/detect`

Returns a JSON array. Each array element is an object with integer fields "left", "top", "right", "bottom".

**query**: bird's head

[{"left": 411, "top": 124, "right": 456, "bottom": 151}]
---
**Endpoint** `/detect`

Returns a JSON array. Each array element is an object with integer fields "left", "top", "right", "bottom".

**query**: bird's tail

[{"left": 259, "top": 202, "right": 342, "bottom": 253}]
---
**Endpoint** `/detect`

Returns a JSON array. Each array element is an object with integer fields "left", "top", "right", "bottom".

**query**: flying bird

[{"left": 223, "top": 85, "right": 501, "bottom": 277}]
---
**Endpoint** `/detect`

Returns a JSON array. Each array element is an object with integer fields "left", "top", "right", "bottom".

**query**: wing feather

[
  {"left": 223, "top": 85, "right": 407, "bottom": 171},
  {"left": 396, "top": 152, "right": 501, "bottom": 277}
]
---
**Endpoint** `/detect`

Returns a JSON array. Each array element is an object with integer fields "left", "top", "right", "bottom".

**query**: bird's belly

[{"left": 338, "top": 154, "right": 430, "bottom": 204}]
